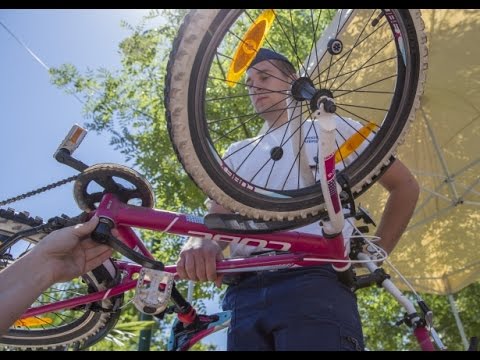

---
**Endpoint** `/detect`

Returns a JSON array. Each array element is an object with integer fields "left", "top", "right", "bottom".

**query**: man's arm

[{"left": 374, "top": 159, "right": 420, "bottom": 254}]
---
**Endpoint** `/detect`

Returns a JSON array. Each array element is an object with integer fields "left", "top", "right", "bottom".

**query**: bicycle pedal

[{"left": 133, "top": 268, "right": 174, "bottom": 315}]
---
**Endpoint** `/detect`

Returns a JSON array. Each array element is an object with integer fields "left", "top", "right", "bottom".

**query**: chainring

[{"left": 73, "top": 163, "right": 155, "bottom": 211}]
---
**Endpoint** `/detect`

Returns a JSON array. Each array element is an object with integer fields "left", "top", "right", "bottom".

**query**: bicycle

[
  {"left": 0, "top": 9, "right": 452, "bottom": 351},
  {"left": 0, "top": 134, "right": 444, "bottom": 351}
]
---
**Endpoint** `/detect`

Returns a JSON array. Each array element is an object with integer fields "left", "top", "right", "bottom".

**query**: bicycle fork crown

[{"left": 133, "top": 268, "right": 175, "bottom": 315}]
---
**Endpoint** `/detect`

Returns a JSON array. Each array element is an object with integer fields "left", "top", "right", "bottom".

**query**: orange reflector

[
  {"left": 335, "top": 122, "right": 378, "bottom": 163},
  {"left": 226, "top": 9, "right": 276, "bottom": 87},
  {"left": 14, "top": 317, "right": 53, "bottom": 327}
]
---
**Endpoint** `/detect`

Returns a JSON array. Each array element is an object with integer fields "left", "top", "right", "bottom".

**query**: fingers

[
  {"left": 73, "top": 216, "right": 100, "bottom": 238},
  {"left": 208, "top": 250, "right": 224, "bottom": 282},
  {"left": 176, "top": 247, "right": 221, "bottom": 282},
  {"left": 185, "top": 253, "right": 203, "bottom": 281},
  {"left": 179, "top": 254, "right": 209, "bottom": 282},
  {"left": 176, "top": 256, "right": 188, "bottom": 280},
  {"left": 83, "top": 239, "right": 113, "bottom": 258},
  {"left": 205, "top": 254, "right": 219, "bottom": 282},
  {"left": 84, "top": 247, "right": 114, "bottom": 272}
]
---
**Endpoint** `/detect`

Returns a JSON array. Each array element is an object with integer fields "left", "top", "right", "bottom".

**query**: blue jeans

[{"left": 221, "top": 265, "right": 364, "bottom": 351}]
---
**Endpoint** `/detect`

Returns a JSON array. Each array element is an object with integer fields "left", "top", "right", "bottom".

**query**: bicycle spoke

[
  {"left": 311, "top": 17, "right": 388, "bottom": 87},
  {"left": 328, "top": 10, "right": 377, "bottom": 90}
]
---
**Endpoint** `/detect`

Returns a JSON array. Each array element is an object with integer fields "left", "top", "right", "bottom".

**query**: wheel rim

[{"left": 167, "top": 9, "right": 424, "bottom": 219}]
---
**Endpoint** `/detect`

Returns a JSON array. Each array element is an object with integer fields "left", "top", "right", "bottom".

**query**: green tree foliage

[{"left": 357, "top": 281, "right": 480, "bottom": 350}]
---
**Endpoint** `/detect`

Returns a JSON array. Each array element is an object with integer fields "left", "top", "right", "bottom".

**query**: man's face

[{"left": 245, "top": 60, "right": 292, "bottom": 119}]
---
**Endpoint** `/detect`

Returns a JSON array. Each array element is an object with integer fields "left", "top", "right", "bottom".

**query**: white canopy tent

[
  {"left": 358, "top": 9, "right": 480, "bottom": 349},
  {"left": 361, "top": 9, "right": 479, "bottom": 296}
]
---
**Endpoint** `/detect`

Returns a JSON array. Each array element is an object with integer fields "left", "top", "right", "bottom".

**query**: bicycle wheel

[
  {"left": 165, "top": 9, "right": 427, "bottom": 221},
  {"left": 0, "top": 210, "right": 123, "bottom": 350}
]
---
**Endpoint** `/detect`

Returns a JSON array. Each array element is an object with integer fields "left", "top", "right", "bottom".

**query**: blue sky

[{"left": 0, "top": 9, "right": 226, "bottom": 350}]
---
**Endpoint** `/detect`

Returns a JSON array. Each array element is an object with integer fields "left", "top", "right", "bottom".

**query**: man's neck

[{"left": 264, "top": 114, "right": 288, "bottom": 131}]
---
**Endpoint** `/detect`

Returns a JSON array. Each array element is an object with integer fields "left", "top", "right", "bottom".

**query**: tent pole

[
  {"left": 447, "top": 293, "right": 469, "bottom": 350},
  {"left": 420, "top": 107, "right": 460, "bottom": 201}
]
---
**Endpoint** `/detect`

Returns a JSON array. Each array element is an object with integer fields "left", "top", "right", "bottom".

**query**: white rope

[
  {"left": 0, "top": 19, "right": 84, "bottom": 105},
  {"left": 0, "top": 20, "right": 50, "bottom": 71}
]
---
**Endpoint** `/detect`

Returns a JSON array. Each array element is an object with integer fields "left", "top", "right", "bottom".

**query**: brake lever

[{"left": 355, "top": 205, "right": 377, "bottom": 227}]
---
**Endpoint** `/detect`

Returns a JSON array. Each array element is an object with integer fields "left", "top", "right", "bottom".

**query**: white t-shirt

[{"left": 219, "top": 116, "right": 371, "bottom": 257}]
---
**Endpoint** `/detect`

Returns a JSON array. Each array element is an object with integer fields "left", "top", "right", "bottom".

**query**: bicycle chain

[{"left": 0, "top": 175, "right": 79, "bottom": 207}]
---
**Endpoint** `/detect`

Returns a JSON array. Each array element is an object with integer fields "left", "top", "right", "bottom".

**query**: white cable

[
  {"left": 0, "top": 20, "right": 50, "bottom": 71},
  {"left": 0, "top": 19, "right": 85, "bottom": 105},
  {"left": 347, "top": 218, "right": 421, "bottom": 298},
  {"left": 382, "top": 260, "right": 421, "bottom": 298}
]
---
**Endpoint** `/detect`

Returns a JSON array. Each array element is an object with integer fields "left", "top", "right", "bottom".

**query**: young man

[
  {"left": 0, "top": 216, "right": 113, "bottom": 335},
  {"left": 176, "top": 48, "right": 420, "bottom": 350}
]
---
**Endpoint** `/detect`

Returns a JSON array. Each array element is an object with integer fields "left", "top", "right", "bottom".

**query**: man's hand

[
  {"left": 176, "top": 237, "right": 224, "bottom": 287},
  {"left": 0, "top": 216, "right": 114, "bottom": 336},
  {"left": 30, "top": 216, "right": 114, "bottom": 284}
]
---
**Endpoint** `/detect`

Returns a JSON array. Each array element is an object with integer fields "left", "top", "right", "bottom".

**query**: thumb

[{"left": 72, "top": 216, "right": 100, "bottom": 238}]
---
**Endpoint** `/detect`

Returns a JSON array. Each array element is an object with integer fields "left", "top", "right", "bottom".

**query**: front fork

[
  {"left": 289, "top": 90, "right": 348, "bottom": 270},
  {"left": 313, "top": 101, "right": 345, "bottom": 237},
  {"left": 314, "top": 101, "right": 350, "bottom": 271}
]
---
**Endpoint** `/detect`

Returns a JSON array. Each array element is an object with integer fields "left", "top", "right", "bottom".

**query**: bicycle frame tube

[
  {"left": 16, "top": 202, "right": 440, "bottom": 352},
  {"left": 315, "top": 106, "right": 345, "bottom": 237},
  {"left": 20, "top": 278, "right": 137, "bottom": 319},
  {"left": 94, "top": 193, "right": 348, "bottom": 263}
]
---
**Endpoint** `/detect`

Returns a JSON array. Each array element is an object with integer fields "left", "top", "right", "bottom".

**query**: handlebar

[{"left": 357, "top": 252, "right": 446, "bottom": 351}]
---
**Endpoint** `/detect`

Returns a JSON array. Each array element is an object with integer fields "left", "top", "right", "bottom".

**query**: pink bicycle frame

[
  {"left": 96, "top": 192, "right": 350, "bottom": 272},
  {"left": 19, "top": 192, "right": 348, "bottom": 320},
  {"left": 18, "top": 112, "right": 351, "bottom": 324}
]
